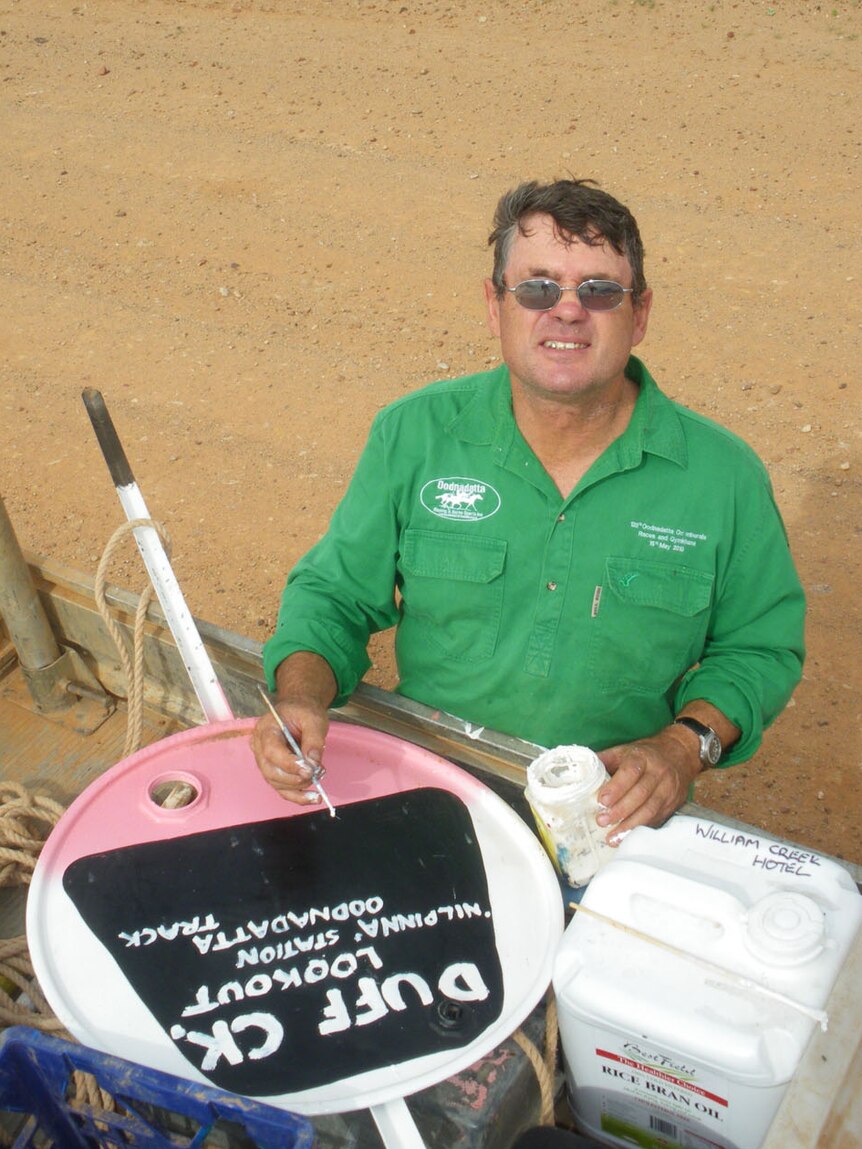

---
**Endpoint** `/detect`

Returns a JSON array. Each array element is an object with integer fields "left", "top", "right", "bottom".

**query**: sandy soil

[{"left": 2, "top": 0, "right": 860, "bottom": 865}]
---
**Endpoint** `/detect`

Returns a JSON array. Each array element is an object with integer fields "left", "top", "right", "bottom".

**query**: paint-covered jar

[{"left": 524, "top": 744, "right": 615, "bottom": 888}]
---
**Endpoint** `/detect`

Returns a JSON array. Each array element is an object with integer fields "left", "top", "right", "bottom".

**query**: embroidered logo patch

[{"left": 420, "top": 477, "right": 501, "bottom": 521}]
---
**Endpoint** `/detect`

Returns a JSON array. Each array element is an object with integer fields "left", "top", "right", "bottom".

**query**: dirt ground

[{"left": 2, "top": 0, "right": 860, "bottom": 865}]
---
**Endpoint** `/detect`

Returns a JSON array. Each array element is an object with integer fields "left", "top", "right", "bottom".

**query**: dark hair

[{"left": 488, "top": 178, "right": 646, "bottom": 302}]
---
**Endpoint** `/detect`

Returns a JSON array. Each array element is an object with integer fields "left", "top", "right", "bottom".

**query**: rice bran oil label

[{"left": 591, "top": 1040, "right": 732, "bottom": 1149}]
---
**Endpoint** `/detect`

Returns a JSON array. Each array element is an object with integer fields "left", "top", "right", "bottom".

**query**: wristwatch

[{"left": 673, "top": 717, "right": 722, "bottom": 767}]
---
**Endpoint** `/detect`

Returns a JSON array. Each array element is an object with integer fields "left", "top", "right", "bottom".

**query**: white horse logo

[
  {"left": 421, "top": 477, "right": 502, "bottom": 521},
  {"left": 436, "top": 490, "right": 483, "bottom": 510}
]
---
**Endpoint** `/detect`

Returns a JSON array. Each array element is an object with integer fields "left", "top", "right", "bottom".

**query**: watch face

[
  {"left": 675, "top": 718, "right": 722, "bottom": 766},
  {"left": 703, "top": 733, "right": 722, "bottom": 766}
]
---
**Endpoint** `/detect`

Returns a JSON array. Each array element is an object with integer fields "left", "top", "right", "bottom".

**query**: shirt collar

[
  {"left": 446, "top": 356, "right": 688, "bottom": 471},
  {"left": 445, "top": 364, "right": 513, "bottom": 453},
  {"left": 617, "top": 356, "right": 688, "bottom": 470}
]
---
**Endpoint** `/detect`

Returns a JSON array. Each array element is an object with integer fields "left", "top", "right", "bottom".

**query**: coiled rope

[
  {"left": 0, "top": 782, "right": 66, "bottom": 1031},
  {"left": 93, "top": 517, "right": 172, "bottom": 759},
  {"left": 0, "top": 520, "right": 171, "bottom": 1119},
  {"left": 513, "top": 990, "right": 559, "bottom": 1125},
  {"left": 0, "top": 782, "right": 116, "bottom": 1122},
  {"left": 0, "top": 517, "right": 169, "bottom": 1014}
]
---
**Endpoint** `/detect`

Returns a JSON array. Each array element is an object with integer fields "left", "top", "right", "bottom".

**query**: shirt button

[
  {"left": 557, "top": 513, "right": 566, "bottom": 522},
  {"left": 546, "top": 581, "right": 558, "bottom": 591}
]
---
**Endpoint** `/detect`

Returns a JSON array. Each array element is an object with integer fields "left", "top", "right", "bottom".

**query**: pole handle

[{"left": 82, "top": 388, "right": 135, "bottom": 488}]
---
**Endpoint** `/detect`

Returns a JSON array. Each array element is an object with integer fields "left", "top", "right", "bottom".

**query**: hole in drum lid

[
  {"left": 435, "top": 998, "right": 468, "bottom": 1030},
  {"left": 149, "top": 776, "right": 200, "bottom": 810}
]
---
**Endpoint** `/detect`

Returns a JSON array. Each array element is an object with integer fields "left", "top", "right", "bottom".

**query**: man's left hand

[{"left": 595, "top": 726, "right": 705, "bottom": 843}]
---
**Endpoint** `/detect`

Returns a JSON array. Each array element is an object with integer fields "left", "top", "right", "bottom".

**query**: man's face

[{"left": 484, "top": 212, "right": 652, "bottom": 405}]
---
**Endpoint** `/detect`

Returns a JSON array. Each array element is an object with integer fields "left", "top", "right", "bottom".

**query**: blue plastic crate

[{"left": 0, "top": 1026, "right": 316, "bottom": 1148}]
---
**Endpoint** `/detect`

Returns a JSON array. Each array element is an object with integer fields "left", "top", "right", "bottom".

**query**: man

[{"left": 252, "top": 178, "right": 805, "bottom": 843}]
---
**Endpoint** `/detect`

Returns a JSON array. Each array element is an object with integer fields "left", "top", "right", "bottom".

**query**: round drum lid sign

[{"left": 27, "top": 719, "right": 563, "bottom": 1114}]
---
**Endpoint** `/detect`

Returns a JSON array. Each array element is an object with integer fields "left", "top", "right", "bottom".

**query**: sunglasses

[{"left": 503, "top": 278, "right": 634, "bottom": 312}]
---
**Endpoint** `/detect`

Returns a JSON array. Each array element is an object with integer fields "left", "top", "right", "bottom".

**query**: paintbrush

[{"left": 256, "top": 685, "right": 337, "bottom": 817}]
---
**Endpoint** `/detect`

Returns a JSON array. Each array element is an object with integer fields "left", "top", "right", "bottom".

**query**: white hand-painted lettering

[
  {"left": 355, "top": 977, "right": 389, "bottom": 1028},
  {"left": 381, "top": 972, "right": 435, "bottom": 1011},
  {"left": 236, "top": 929, "right": 341, "bottom": 968},
  {"left": 232, "top": 1012, "right": 284, "bottom": 1060},
  {"left": 317, "top": 962, "right": 489, "bottom": 1036},
  {"left": 171, "top": 1013, "right": 285, "bottom": 1070},
  {"left": 119, "top": 914, "right": 219, "bottom": 948},
  {"left": 182, "top": 946, "right": 385, "bottom": 1017},
  {"left": 438, "top": 962, "right": 490, "bottom": 1002},
  {"left": 122, "top": 900, "right": 384, "bottom": 951},
  {"left": 172, "top": 1019, "right": 243, "bottom": 1069},
  {"left": 152, "top": 890, "right": 495, "bottom": 1073},
  {"left": 354, "top": 901, "right": 486, "bottom": 939}
]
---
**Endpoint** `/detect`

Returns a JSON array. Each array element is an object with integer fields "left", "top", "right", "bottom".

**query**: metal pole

[
  {"left": 0, "top": 492, "right": 111, "bottom": 727},
  {"left": 0, "top": 491, "right": 62, "bottom": 670}
]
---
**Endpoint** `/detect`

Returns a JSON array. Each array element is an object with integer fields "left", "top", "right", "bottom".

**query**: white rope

[{"left": 93, "top": 517, "right": 172, "bottom": 757}]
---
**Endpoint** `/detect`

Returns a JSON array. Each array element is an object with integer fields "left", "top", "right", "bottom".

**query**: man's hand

[
  {"left": 596, "top": 727, "right": 701, "bottom": 842},
  {"left": 251, "top": 698, "right": 330, "bottom": 804},
  {"left": 596, "top": 704, "right": 740, "bottom": 843},
  {"left": 251, "top": 652, "right": 337, "bottom": 804}
]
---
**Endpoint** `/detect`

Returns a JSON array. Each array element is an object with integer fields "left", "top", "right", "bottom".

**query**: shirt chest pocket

[
  {"left": 400, "top": 529, "right": 507, "bottom": 661},
  {"left": 586, "top": 557, "right": 714, "bottom": 695}
]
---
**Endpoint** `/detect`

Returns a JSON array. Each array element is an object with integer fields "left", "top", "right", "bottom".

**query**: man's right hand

[
  {"left": 251, "top": 699, "right": 330, "bottom": 804},
  {"left": 250, "top": 652, "right": 337, "bottom": 804}
]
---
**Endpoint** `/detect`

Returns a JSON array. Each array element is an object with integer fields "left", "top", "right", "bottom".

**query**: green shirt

[{"left": 264, "top": 358, "right": 805, "bottom": 764}]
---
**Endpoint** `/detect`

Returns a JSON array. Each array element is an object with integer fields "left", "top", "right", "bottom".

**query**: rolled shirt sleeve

[
  {"left": 673, "top": 476, "right": 805, "bottom": 764},
  {"left": 263, "top": 417, "right": 400, "bottom": 703}
]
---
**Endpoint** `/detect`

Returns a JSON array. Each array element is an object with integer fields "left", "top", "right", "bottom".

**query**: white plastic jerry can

[{"left": 553, "top": 815, "right": 862, "bottom": 1149}]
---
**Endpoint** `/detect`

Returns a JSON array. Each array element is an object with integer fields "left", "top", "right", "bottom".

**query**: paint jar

[
  {"left": 553, "top": 815, "right": 862, "bottom": 1149},
  {"left": 524, "top": 744, "right": 615, "bottom": 888}
]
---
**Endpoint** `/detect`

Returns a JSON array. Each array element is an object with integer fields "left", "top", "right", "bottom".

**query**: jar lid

[
  {"left": 527, "top": 745, "right": 606, "bottom": 800},
  {"left": 744, "top": 891, "right": 825, "bottom": 967}
]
